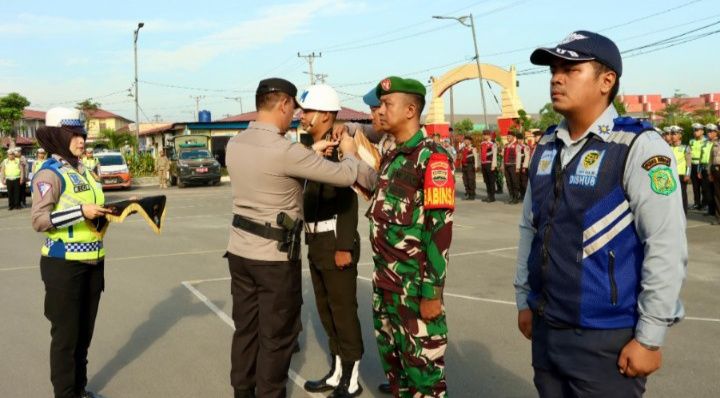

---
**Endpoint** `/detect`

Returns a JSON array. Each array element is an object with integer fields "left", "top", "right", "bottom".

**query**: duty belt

[
  {"left": 232, "top": 214, "right": 286, "bottom": 242},
  {"left": 45, "top": 239, "right": 103, "bottom": 252}
]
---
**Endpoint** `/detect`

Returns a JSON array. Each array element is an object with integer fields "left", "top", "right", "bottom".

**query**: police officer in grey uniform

[
  {"left": 514, "top": 31, "right": 686, "bottom": 398},
  {"left": 225, "top": 78, "right": 366, "bottom": 398}
]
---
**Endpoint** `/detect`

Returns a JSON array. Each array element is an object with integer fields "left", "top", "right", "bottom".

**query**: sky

[{"left": 1, "top": 0, "right": 719, "bottom": 123}]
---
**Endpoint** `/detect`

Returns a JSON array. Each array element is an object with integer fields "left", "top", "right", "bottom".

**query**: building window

[{"left": 99, "top": 122, "right": 107, "bottom": 130}]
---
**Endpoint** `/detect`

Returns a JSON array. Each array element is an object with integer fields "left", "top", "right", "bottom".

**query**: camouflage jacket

[{"left": 367, "top": 130, "right": 455, "bottom": 299}]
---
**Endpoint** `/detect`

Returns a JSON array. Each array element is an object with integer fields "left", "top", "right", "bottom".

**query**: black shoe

[
  {"left": 304, "top": 355, "right": 340, "bottom": 392},
  {"left": 482, "top": 197, "right": 496, "bottom": 203},
  {"left": 234, "top": 388, "right": 256, "bottom": 398},
  {"left": 329, "top": 361, "right": 362, "bottom": 398},
  {"left": 378, "top": 383, "right": 393, "bottom": 395},
  {"left": 78, "top": 390, "right": 102, "bottom": 398}
]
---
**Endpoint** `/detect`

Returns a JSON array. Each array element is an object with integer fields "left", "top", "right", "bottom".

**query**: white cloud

[
  {"left": 138, "top": 0, "right": 363, "bottom": 71},
  {"left": 0, "top": 59, "right": 17, "bottom": 68}
]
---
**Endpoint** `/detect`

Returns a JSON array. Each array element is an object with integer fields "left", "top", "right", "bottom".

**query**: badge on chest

[
  {"left": 69, "top": 173, "right": 91, "bottom": 193},
  {"left": 569, "top": 150, "right": 606, "bottom": 187}
]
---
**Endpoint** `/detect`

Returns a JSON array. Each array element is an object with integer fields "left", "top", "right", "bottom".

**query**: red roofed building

[
  {"left": 618, "top": 93, "right": 720, "bottom": 121},
  {"left": 85, "top": 108, "right": 133, "bottom": 141},
  {"left": 15, "top": 109, "right": 46, "bottom": 142}
]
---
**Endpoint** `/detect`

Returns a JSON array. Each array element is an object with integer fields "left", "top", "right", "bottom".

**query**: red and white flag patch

[
  {"left": 424, "top": 153, "right": 455, "bottom": 209},
  {"left": 36, "top": 182, "right": 52, "bottom": 199}
]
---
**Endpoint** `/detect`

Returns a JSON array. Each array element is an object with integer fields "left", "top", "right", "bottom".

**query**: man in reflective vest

[
  {"left": 689, "top": 123, "right": 707, "bottom": 209},
  {"left": 670, "top": 126, "right": 691, "bottom": 213},
  {"left": 700, "top": 124, "right": 716, "bottom": 216},
  {"left": 1, "top": 149, "right": 24, "bottom": 210},
  {"left": 515, "top": 31, "right": 686, "bottom": 398},
  {"left": 479, "top": 130, "right": 498, "bottom": 202}
]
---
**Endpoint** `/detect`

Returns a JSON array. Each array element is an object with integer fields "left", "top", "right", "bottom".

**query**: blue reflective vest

[{"left": 527, "top": 117, "right": 652, "bottom": 329}]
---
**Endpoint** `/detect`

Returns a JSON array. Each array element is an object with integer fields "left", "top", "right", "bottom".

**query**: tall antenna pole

[{"left": 297, "top": 52, "right": 322, "bottom": 85}]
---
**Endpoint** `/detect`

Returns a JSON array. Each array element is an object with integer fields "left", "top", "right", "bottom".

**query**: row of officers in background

[
  {"left": 444, "top": 130, "right": 542, "bottom": 204},
  {"left": 661, "top": 123, "right": 720, "bottom": 223}
]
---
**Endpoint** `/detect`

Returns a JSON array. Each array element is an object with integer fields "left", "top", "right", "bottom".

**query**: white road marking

[{"left": 181, "top": 280, "right": 326, "bottom": 398}]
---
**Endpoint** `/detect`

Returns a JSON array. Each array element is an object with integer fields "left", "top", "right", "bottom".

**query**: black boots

[
  {"left": 304, "top": 355, "right": 342, "bottom": 392},
  {"left": 329, "top": 361, "right": 362, "bottom": 398},
  {"left": 378, "top": 382, "right": 393, "bottom": 394},
  {"left": 234, "top": 387, "right": 256, "bottom": 398}
]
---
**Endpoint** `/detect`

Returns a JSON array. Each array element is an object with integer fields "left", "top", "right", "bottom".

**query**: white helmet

[
  {"left": 45, "top": 107, "right": 85, "bottom": 129},
  {"left": 297, "top": 84, "right": 341, "bottom": 112},
  {"left": 706, "top": 123, "right": 718, "bottom": 131},
  {"left": 691, "top": 122, "right": 704, "bottom": 130}
]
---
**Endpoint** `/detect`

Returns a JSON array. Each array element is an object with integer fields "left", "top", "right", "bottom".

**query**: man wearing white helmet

[
  {"left": 704, "top": 123, "right": 719, "bottom": 221},
  {"left": 699, "top": 123, "right": 716, "bottom": 215},
  {"left": 661, "top": 126, "right": 672, "bottom": 145},
  {"left": 1, "top": 147, "right": 24, "bottom": 210},
  {"left": 689, "top": 122, "right": 707, "bottom": 209},
  {"left": 670, "top": 126, "right": 691, "bottom": 213},
  {"left": 30, "top": 107, "right": 109, "bottom": 398},
  {"left": 298, "top": 84, "right": 364, "bottom": 398},
  {"left": 81, "top": 148, "right": 99, "bottom": 180}
]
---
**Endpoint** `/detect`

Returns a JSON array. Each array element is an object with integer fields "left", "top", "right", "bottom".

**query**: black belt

[{"left": 232, "top": 214, "right": 286, "bottom": 242}]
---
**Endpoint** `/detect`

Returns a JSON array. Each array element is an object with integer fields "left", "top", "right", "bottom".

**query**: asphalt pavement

[{"left": 0, "top": 179, "right": 718, "bottom": 397}]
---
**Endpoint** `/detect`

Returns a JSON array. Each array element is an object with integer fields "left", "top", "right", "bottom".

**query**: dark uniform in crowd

[
  {"left": 503, "top": 133, "right": 522, "bottom": 204},
  {"left": 366, "top": 76, "right": 454, "bottom": 397},
  {"left": 459, "top": 136, "right": 478, "bottom": 200},
  {"left": 689, "top": 123, "right": 707, "bottom": 209},
  {"left": 520, "top": 130, "right": 541, "bottom": 200},
  {"left": 31, "top": 107, "right": 110, "bottom": 398},
  {"left": 224, "top": 78, "right": 365, "bottom": 398},
  {"left": 700, "top": 124, "right": 716, "bottom": 216},
  {"left": 479, "top": 130, "right": 498, "bottom": 202},
  {"left": 296, "top": 84, "right": 364, "bottom": 398},
  {"left": 705, "top": 124, "right": 719, "bottom": 221},
  {"left": 515, "top": 31, "right": 686, "bottom": 398}
]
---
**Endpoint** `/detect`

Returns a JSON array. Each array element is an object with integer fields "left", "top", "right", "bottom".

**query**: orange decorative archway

[{"left": 425, "top": 63, "right": 524, "bottom": 136}]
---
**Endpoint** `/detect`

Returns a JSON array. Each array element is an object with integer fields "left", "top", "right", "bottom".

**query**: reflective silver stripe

[
  {"left": 582, "top": 201, "right": 630, "bottom": 243},
  {"left": 583, "top": 212, "right": 634, "bottom": 259}
]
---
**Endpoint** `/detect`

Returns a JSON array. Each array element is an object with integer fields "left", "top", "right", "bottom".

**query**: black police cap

[
  {"left": 256, "top": 78, "right": 298, "bottom": 103},
  {"left": 530, "top": 30, "right": 622, "bottom": 77}
]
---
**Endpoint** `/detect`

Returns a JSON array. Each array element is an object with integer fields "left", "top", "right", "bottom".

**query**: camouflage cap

[{"left": 376, "top": 76, "right": 426, "bottom": 99}]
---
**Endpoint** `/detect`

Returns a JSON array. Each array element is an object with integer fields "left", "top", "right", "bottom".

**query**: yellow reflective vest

[
  {"left": 2, "top": 158, "right": 21, "bottom": 179},
  {"left": 672, "top": 145, "right": 688, "bottom": 176},
  {"left": 41, "top": 159, "right": 106, "bottom": 261}
]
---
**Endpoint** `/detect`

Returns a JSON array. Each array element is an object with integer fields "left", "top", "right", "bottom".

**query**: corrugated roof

[{"left": 86, "top": 108, "right": 133, "bottom": 122}]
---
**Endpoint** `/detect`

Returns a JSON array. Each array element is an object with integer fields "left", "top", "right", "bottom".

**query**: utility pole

[
  {"left": 190, "top": 95, "right": 205, "bottom": 121},
  {"left": 225, "top": 97, "right": 244, "bottom": 114},
  {"left": 297, "top": 52, "right": 322, "bottom": 85},
  {"left": 153, "top": 114, "right": 161, "bottom": 122},
  {"left": 433, "top": 14, "right": 489, "bottom": 128},
  {"left": 133, "top": 22, "right": 144, "bottom": 148}
]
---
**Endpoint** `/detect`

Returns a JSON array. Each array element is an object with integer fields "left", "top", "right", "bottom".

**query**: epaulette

[
  {"left": 612, "top": 116, "right": 653, "bottom": 134},
  {"left": 544, "top": 125, "right": 557, "bottom": 136}
]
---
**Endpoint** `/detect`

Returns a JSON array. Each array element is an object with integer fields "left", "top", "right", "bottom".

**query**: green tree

[
  {"left": 613, "top": 98, "right": 627, "bottom": 115},
  {"left": 517, "top": 109, "right": 538, "bottom": 132},
  {"left": 0, "top": 93, "right": 31, "bottom": 141},
  {"left": 98, "top": 128, "right": 137, "bottom": 150},
  {"left": 453, "top": 118, "right": 475, "bottom": 135},
  {"left": 76, "top": 99, "right": 100, "bottom": 131},
  {"left": 537, "top": 103, "right": 562, "bottom": 131},
  {"left": 692, "top": 106, "right": 718, "bottom": 125}
]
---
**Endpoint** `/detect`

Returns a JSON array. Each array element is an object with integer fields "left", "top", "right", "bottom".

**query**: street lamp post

[
  {"left": 133, "top": 22, "right": 144, "bottom": 149},
  {"left": 433, "top": 14, "right": 489, "bottom": 129}
]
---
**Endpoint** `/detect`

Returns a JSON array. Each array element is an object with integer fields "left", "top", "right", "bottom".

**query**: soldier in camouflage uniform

[{"left": 366, "top": 76, "right": 454, "bottom": 397}]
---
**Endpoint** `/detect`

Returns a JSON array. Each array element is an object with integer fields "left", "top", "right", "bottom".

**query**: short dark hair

[
  {"left": 405, "top": 93, "right": 425, "bottom": 116},
  {"left": 592, "top": 61, "right": 620, "bottom": 106},
  {"left": 256, "top": 92, "right": 291, "bottom": 111}
]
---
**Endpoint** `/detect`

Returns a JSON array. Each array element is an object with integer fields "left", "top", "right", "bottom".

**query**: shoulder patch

[
  {"left": 641, "top": 155, "right": 672, "bottom": 171},
  {"left": 649, "top": 166, "right": 677, "bottom": 196},
  {"left": 423, "top": 153, "right": 455, "bottom": 210},
  {"left": 36, "top": 181, "right": 52, "bottom": 198}
]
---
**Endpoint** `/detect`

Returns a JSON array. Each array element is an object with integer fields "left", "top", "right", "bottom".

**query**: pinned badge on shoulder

[{"left": 648, "top": 166, "right": 676, "bottom": 196}]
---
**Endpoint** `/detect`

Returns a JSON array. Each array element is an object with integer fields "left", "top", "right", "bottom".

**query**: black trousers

[
  {"left": 40, "top": 256, "right": 104, "bottom": 398},
  {"left": 461, "top": 164, "right": 476, "bottom": 198},
  {"left": 520, "top": 169, "right": 529, "bottom": 199},
  {"left": 701, "top": 168, "right": 715, "bottom": 214},
  {"left": 6, "top": 178, "right": 21, "bottom": 209},
  {"left": 712, "top": 166, "right": 720, "bottom": 222},
  {"left": 679, "top": 176, "right": 689, "bottom": 214},
  {"left": 532, "top": 316, "right": 646, "bottom": 398},
  {"left": 306, "top": 231, "right": 363, "bottom": 362},
  {"left": 227, "top": 252, "right": 302, "bottom": 398},
  {"left": 480, "top": 164, "right": 496, "bottom": 200},
  {"left": 691, "top": 164, "right": 703, "bottom": 206},
  {"left": 504, "top": 165, "right": 520, "bottom": 200}
]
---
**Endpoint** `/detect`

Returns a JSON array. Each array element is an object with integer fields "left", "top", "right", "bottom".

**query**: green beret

[{"left": 376, "top": 76, "right": 426, "bottom": 99}]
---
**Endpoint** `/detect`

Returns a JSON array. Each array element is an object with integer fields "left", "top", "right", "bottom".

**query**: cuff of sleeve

[
  {"left": 421, "top": 283, "right": 443, "bottom": 300},
  {"left": 635, "top": 317, "right": 669, "bottom": 347},
  {"left": 516, "top": 291, "right": 530, "bottom": 311}
]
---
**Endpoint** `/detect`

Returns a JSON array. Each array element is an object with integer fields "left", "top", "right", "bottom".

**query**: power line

[
  {"left": 597, "top": 0, "right": 706, "bottom": 32},
  {"left": 140, "top": 79, "right": 253, "bottom": 93}
]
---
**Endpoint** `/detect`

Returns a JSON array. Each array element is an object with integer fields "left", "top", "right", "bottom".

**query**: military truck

[{"left": 166, "top": 135, "right": 222, "bottom": 188}]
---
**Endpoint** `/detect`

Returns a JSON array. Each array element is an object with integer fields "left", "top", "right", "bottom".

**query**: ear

[
  {"left": 405, "top": 100, "right": 417, "bottom": 120},
  {"left": 599, "top": 70, "right": 616, "bottom": 97}
]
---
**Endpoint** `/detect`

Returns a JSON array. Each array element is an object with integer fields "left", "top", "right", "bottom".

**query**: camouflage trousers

[{"left": 373, "top": 287, "right": 448, "bottom": 397}]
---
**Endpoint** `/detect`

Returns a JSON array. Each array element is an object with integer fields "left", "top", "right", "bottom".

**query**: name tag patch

[
  {"left": 423, "top": 153, "right": 455, "bottom": 209},
  {"left": 569, "top": 150, "right": 605, "bottom": 187},
  {"left": 536, "top": 149, "right": 557, "bottom": 176}
]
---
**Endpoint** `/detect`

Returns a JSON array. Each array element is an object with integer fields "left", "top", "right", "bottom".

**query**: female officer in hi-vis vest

[{"left": 31, "top": 107, "right": 110, "bottom": 398}]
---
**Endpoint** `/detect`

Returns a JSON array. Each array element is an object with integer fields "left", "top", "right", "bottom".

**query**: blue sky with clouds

[{"left": 1, "top": 0, "right": 718, "bottom": 122}]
